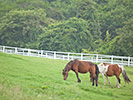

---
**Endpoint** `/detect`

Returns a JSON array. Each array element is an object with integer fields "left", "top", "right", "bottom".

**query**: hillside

[{"left": 0, "top": 52, "right": 133, "bottom": 100}]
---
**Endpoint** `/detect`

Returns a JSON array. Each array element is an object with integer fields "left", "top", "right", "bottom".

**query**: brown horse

[
  {"left": 98, "top": 63, "right": 131, "bottom": 88},
  {"left": 62, "top": 59, "right": 99, "bottom": 86}
]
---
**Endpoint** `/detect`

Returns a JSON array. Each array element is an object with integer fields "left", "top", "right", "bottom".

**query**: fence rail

[{"left": 0, "top": 45, "right": 133, "bottom": 66}]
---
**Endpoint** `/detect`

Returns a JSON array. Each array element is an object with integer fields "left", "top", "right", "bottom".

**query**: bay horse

[
  {"left": 62, "top": 59, "right": 99, "bottom": 86},
  {"left": 98, "top": 63, "right": 131, "bottom": 88}
]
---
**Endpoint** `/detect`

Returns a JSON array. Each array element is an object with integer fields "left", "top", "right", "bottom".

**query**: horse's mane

[{"left": 63, "top": 60, "right": 73, "bottom": 72}]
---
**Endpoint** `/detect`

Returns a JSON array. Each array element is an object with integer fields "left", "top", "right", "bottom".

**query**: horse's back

[
  {"left": 103, "top": 63, "right": 121, "bottom": 76},
  {"left": 75, "top": 60, "right": 95, "bottom": 73},
  {"left": 79, "top": 61, "right": 95, "bottom": 68}
]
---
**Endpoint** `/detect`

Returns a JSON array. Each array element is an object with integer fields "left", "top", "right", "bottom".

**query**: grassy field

[{"left": 0, "top": 52, "right": 133, "bottom": 100}]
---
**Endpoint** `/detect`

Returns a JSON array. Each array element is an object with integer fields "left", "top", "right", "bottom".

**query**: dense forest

[{"left": 0, "top": 0, "right": 132, "bottom": 56}]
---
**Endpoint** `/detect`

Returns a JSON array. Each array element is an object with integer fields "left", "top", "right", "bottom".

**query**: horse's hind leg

[
  {"left": 115, "top": 75, "right": 121, "bottom": 88},
  {"left": 106, "top": 76, "right": 111, "bottom": 85},
  {"left": 95, "top": 73, "right": 99, "bottom": 86},
  {"left": 115, "top": 80, "right": 118, "bottom": 87},
  {"left": 115, "top": 78, "right": 121, "bottom": 88},
  {"left": 117, "top": 78, "right": 121, "bottom": 88}
]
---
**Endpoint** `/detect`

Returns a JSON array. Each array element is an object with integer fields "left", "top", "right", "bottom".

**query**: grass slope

[{"left": 0, "top": 52, "right": 133, "bottom": 100}]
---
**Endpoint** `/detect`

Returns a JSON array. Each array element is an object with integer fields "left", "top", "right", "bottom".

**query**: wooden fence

[{"left": 0, "top": 45, "right": 133, "bottom": 66}]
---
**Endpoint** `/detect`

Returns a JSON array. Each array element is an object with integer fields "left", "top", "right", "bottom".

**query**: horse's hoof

[
  {"left": 96, "top": 84, "right": 98, "bottom": 87},
  {"left": 118, "top": 85, "right": 121, "bottom": 88},
  {"left": 78, "top": 80, "right": 81, "bottom": 83}
]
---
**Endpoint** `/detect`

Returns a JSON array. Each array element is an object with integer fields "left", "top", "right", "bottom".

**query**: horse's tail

[
  {"left": 119, "top": 65, "right": 131, "bottom": 84},
  {"left": 95, "top": 64, "right": 99, "bottom": 81}
]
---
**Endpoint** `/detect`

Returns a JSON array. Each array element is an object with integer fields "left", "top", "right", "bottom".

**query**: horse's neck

[
  {"left": 65, "top": 66, "right": 71, "bottom": 71},
  {"left": 99, "top": 65, "right": 109, "bottom": 74}
]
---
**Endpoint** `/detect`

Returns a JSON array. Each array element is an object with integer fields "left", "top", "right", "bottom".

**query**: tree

[
  {"left": 38, "top": 17, "right": 94, "bottom": 52},
  {"left": 98, "top": 0, "right": 132, "bottom": 39},
  {"left": 77, "top": 0, "right": 101, "bottom": 41},
  {"left": 116, "top": 18, "right": 133, "bottom": 56},
  {"left": 98, "top": 34, "right": 121, "bottom": 55},
  {"left": 0, "top": 0, "right": 17, "bottom": 18},
  {"left": 0, "top": 9, "right": 49, "bottom": 48}
]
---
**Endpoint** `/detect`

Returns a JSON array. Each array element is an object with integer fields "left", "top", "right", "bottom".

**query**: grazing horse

[
  {"left": 62, "top": 59, "right": 99, "bottom": 86},
  {"left": 98, "top": 63, "right": 131, "bottom": 88}
]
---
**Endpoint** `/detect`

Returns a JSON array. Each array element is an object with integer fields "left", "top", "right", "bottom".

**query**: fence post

[
  {"left": 101, "top": 57, "right": 102, "bottom": 62},
  {"left": 23, "top": 49, "right": 24, "bottom": 55},
  {"left": 128, "top": 57, "right": 130, "bottom": 66},
  {"left": 111, "top": 55, "right": 113, "bottom": 64},
  {"left": 38, "top": 51, "right": 40, "bottom": 57},
  {"left": 28, "top": 49, "right": 30, "bottom": 56},
  {"left": 121, "top": 58, "right": 123, "bottom": 65},
  {"left": 63, "top": 55, "right": 65, "bottom": 60},
  {"left": 41, "top": 50, "right": 43, "bottom": 57},
  {"left": 67, "top": 53, "right": 70, "bottom": 60},
  {"left": 96, "top": 54, "right": 98, "bottom": 63},
  {"left": 15, "top": 48, "right": 17, "bottom": 54},
  {"left": 81, "top": 53, "right": 83, "bottom": 60},
  {"left": 45, "top": 51, "right": 47, "bottom": 57},
  {"left": 54, "top": 51, "right": 56, "bottom": 59},
  {"left": 3, "top": 46, "right": 5, "bottom": 52},
  {"left": 91, "top": 57, "right": 93, "bottom": 62}
]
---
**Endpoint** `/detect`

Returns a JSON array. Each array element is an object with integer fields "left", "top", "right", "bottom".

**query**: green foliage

[
  {"left": 98, "top": 0, "right": 133, "bottom": 39},
  {"left": 98, "top": 35, "right": 121, "bottom": 55},
  {"left": 76, "top": 0, "right": 101, "bottom": 41},
  {"left": 38, "top": 17, "right": 93, "bottom": 52},
  {"left": 0, "top": 0, "right": 132, "bottom": 56},
  {"left": 0, "top": 0, "right": 17, "bottom": 18},
  {"left": 116, "top": 18, "right": 133, "bottom": 56},
  {"left": 0, "top": 9, "right": 49, "bottom": 48}
]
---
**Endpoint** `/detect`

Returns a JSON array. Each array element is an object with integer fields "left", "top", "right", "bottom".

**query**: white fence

[{"left": 0, "top": 45, "right": 133, "bottom": 66}]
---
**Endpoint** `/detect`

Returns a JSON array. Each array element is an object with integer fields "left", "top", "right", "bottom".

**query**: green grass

[{"left": 0, "top": 52, "right": 133, "bottom": 100}]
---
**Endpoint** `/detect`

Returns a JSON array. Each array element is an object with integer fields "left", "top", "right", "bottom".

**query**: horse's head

[
  {"left": 62, "top": 69, "right": 68, "bottom": 80},
  {"left": 62, "top": 60, "right": 73, "bottom": 80},
  {"left": 98, "top": 63, "right": 104, "bottom": 68}
]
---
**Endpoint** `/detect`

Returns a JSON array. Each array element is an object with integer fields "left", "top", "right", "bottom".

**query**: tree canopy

[{"left": 0, "top": 0, "right": 132, "bottom": 56}]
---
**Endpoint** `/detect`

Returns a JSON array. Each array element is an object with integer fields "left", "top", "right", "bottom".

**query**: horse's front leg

[
  {"left": 89, "top": 75, "right": 93, "bottom": 82},
  {"left": 75, "top": 72, "right": 81, "bottom": 83},
  {"left": 101, "top": 73, "right": 106, "bottom": 85},
  {"left": 106, "top": 76, "right": 111, "bottom": 85},
  {"left": 92, "top": 78, "right": 94, "bottom": 86}
]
